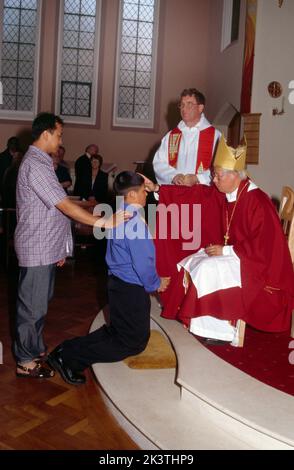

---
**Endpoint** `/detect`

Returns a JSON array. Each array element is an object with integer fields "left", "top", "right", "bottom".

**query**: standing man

[
  {"left": 74, "top": 143, "right": 99, "bottom": 198},
  {"left": 14, "top": 113, "right": 129, "bottom": 378},
  {"left": 153, "top": 88, "right": 221, "bottom": 186}
]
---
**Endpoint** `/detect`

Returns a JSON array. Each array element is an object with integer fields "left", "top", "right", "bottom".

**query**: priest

[{"left": 153, "top": 88, "right": 221, "bottom": 187}]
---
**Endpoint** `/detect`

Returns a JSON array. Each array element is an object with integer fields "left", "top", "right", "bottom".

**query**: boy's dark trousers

[{"left": 60, "top": 275, "right": 151, "bottom": 371}]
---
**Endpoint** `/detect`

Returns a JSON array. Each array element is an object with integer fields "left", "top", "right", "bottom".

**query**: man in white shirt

[{"left": 153, "top": 88, "right": 221, "bottom": 186}]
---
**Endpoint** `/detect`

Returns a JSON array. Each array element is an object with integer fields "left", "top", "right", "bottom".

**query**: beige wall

[
  {"left": 0, "top": 0, "right": 211, "bottom": 171},
  {"left": 248, "top": 0, "right": 294, "bottom": 199},
  {"left": 205, "top": 0, "right": 246, "bottom": 121}
]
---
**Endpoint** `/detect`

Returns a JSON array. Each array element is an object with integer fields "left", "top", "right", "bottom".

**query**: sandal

[
  {"left": 35, "top": 353, "right": 48, "bottom": 362},
  {"left": 16, "top": 362, "right": 55, "bottom": 378}
]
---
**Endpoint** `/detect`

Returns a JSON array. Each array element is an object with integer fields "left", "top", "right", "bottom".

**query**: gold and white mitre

[{"left": 214, "top": 134, "right": 246, "bottom": 171}]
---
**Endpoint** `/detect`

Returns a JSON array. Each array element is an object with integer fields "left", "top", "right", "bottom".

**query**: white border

[{"left": 113, "top": 0, "right": 160, "bottom": 129}]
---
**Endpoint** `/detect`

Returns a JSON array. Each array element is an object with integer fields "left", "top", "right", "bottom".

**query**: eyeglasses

[
  {"left": 178, "top": 102, "right": 199, "bottom": 110},
  {"left": 211, "top": 171, "right": 227, "bottom": 180}
]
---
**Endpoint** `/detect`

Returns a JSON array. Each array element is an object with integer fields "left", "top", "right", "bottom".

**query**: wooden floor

[{"left": 0, "top": 247, "right": 138, "bottom": 450}]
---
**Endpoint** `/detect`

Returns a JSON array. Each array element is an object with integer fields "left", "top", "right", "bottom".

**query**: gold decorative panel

[{"left": 242, "top": 113, "right": 262, "bottom": 164}]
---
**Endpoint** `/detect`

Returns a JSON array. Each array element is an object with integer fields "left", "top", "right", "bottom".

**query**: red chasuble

[
  {"left": 154, "top": 184, "right": 223, "bottom": 316},
  {"left": 168, "top": 126, "right": 215, "bottom": 172},
  {"left": 162, "top": 181, "right": 294, "bottom": 333}
]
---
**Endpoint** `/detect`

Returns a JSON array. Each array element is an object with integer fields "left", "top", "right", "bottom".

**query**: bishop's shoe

[{"left": 47, "top": 346, "right": 86, "bottom": 385}]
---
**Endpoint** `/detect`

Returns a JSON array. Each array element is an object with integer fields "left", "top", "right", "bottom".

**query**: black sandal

[{"left": 16, "top": 362, "right": 55, "bottom": 378}]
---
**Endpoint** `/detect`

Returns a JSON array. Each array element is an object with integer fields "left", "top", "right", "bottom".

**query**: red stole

[{"left": 168, "top": 126, "right": 215, "bottom": 173}]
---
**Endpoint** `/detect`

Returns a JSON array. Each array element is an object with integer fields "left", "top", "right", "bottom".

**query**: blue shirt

[{"left": 106, "top": 204, "right": 160, "bottom": 293}]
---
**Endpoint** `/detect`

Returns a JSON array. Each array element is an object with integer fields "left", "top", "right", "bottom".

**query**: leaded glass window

[
  {"left": 56, "top": 0, "right": 101, "bottom": 124},
  {"left": 0, "top": 0, "right": 41, "bottom": 119},
  {"left": 113, "top": 0, "right": 160, "bottom": 128}
]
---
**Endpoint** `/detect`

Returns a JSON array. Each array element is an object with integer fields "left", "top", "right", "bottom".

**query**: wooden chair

[
  {"left": 286, "top": 215, "right": 294, "bottom": 338},
  {"left": 279, "top": 186, "right": 294, "bottom": 236},
  {"left": 279, "top": 186, "right": 294, "bottom": 338}
]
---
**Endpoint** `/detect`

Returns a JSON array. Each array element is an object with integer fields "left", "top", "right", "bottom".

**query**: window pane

[
  {"left": 139, "top": 4, "right": 154, "bottom": 21},
  {"left": 1, "top": 0, "right": 39, "bottom": 113},
  {"left": 64, "top": 14, "right": 79, "bottom": 31},
  {"left": 64, "top": 0, "right": 81, "bottom": 14},
  {"left": 115, "top": 0, "right": 158, "bottom": 125},
  {"left": 21, "top": 9, "right": 36, "bottom": 26},
  {"left": 4, "top": 8, "right": 20, "bottom": 25},
  {"left": 120, "top": 69, "right": 135, "bottom": 87},
  {"left": 4, "top": 0, "right": 21, "bottom": 8},
  {"left": 81, "top": 0, "right": 96, "bottom": 15},
  {"left": 80, "top": 15, "right": 96, "bottom": 32},
  {"left": 2, "top": 43, "right": 19, "bottom": 60},
  {"left": 78, "top": 49, "right": 94, "bottom": 66},
  {"left": 123, "top": 3, "right": 138, "bottom": 20},
  {"left": 21, "top": 0, "right": 37, "bottom": 9}
]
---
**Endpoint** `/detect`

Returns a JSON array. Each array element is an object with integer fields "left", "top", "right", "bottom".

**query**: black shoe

[
  {"left": 47, "top": 347, "right": 86, "bottom": 385},
  {"left": 201, "top": 337, "right": 230, "bottom": 346}
]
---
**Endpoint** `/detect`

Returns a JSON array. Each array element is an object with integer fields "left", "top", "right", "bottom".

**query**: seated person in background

[
  {"left": 91, "top": 155, "right": 109, "bottom": 203},
  {"left": 47, "top": 171, "right": 170, "bottom": 385},
  {"left": 78, "top": 154, "right": 109, "bottom": 203},
  {"left": 73, "top": 143, "right": 99, "bottom": 197},
  {"left": 52, "top": 152, "right": 72, "bottom": 194},
  {"left": 56, "top": 145, "right": 69, "bottom": 168}
]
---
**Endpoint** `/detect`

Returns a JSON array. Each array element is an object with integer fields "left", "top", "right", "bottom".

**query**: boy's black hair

[
  {"left": 32, "top": 112, "right": 63, "bottom": 141},
  {"left": 114, "top": 171, "right": 144, "bottom": 196}
]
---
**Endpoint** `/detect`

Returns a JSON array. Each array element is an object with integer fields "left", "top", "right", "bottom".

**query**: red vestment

[{"left": 154, "top": 184, "right": 223, "bottom": 314}]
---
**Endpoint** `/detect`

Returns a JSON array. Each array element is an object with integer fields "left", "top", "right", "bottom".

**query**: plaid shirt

[{"left": 15, "top": 145, "right": 73, "bottom": 267}]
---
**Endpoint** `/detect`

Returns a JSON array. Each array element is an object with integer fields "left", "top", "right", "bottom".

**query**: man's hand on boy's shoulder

[{"left": 157, "top": 277, "right": 171, "bottom": 292}]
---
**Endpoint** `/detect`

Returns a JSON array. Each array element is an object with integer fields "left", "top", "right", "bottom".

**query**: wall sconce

[
  {"left": 268, "top": 81, "right": 285, "bottom": 116},
  {"left": 272, "top": 97, "right": 285, "bottom": 116}
]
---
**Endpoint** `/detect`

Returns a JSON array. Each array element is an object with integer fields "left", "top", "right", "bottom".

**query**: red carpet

[{"left": 203, "top": 326, "right": 294, "bottom": 396}]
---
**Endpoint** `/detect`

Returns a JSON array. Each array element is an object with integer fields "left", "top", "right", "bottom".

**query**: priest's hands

[
  {"left": 157, "top": 277, "right": 171, "bottom": 292},
  {"left": 183, "top": 174, "right": 199, "bottom": 186},
  {"left": 205, "top": 244, "right": 223, "bottom": 256},
  {"left": 172, "top": 174, "right": 185, "bottom": 185},
  {"left": 172, "top": 173, "right": 199, "bottom": 186},
  {"left": 138, "top": 173, "right": 160, "bottom": 193}
]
